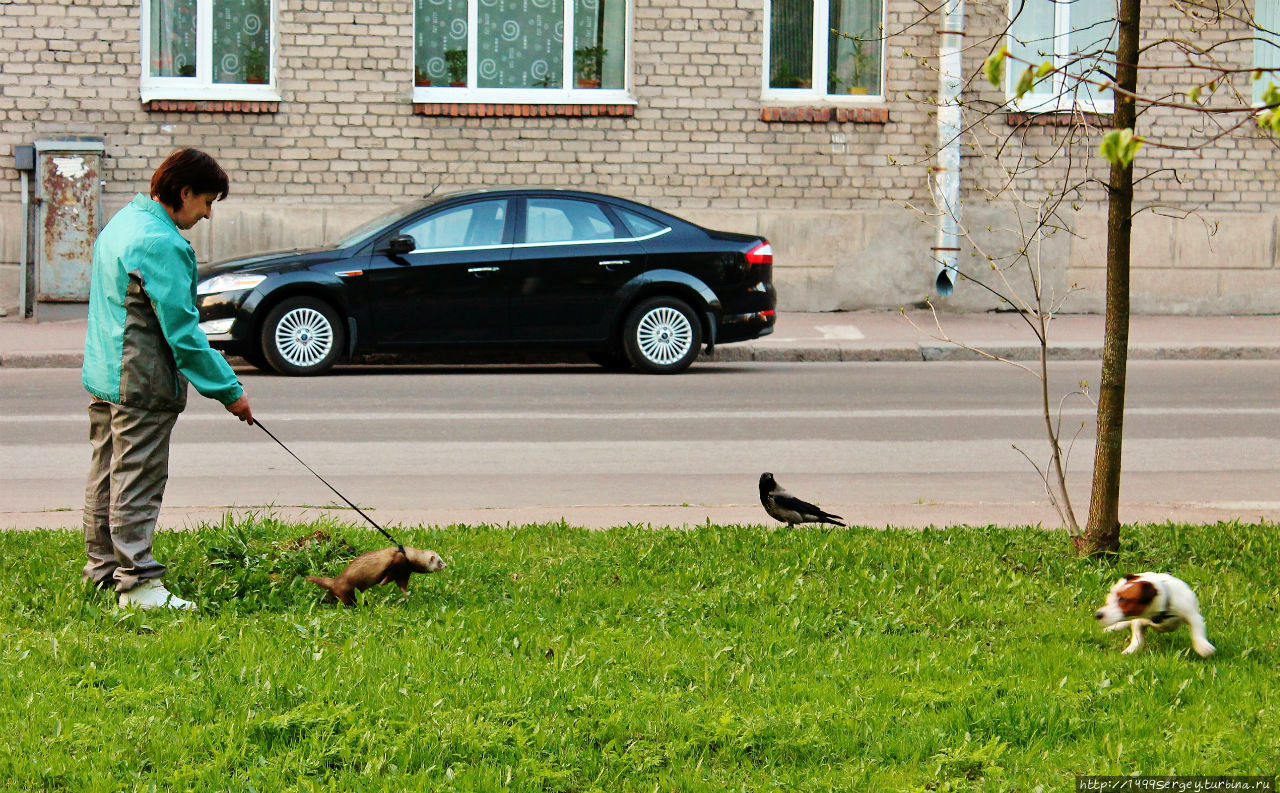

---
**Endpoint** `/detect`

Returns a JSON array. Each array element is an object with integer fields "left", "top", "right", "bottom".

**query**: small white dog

[{"left": 1094, "top": 572, "right": 1215, "bottom": 657}]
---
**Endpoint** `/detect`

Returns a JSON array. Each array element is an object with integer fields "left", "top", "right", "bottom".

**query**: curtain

[
  {"left": 478, "top": 0, "right": 565, "bottom": 89},
  {"left": 415, "top": 0, "right": 469, "bottom": 85},
  {"left": 212, "top": 0, "right": 271, "bottom": 83},
  {"left": 150, "top": 0, "right": 197, "bottom": 77},
  {"left": 829, "top": 0, "right": 882, "bottom": 93},
  {"left": 770, "top": 0, "right": 814, "bottom": 88}
]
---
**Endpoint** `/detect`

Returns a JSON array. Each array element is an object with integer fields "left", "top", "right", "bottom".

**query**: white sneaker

[{"left": 118, "top": 579, "right": 195, "bottom": 610}]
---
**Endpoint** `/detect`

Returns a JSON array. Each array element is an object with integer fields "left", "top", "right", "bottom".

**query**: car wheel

[
  {"left": 622, "top": 296, "right": 702, "bottom": 374},
  {"left": 260, "top": 297, "right": 345, "bottom": 376}
]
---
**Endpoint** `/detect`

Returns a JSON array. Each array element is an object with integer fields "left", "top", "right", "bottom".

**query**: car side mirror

[{"left": 382, "top": 235, "right": 415, "bottom": 256}]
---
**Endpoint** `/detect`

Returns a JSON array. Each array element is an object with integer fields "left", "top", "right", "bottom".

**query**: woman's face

[{"left": 170, "top": 187, "right": 220, "bottom": 230}]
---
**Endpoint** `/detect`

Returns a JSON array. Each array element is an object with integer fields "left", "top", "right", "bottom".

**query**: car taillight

[{"left": 745, "top": 241, "right": 773, "bottom": 266}]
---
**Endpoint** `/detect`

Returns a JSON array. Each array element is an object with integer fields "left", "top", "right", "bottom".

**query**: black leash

[{"left": 254, "top": 418, "right": 406, "bottom": 555}]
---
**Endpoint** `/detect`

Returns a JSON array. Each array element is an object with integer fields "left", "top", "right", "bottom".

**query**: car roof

[{"left": 431, "top": 188, "right": 679, "bottom": 215}]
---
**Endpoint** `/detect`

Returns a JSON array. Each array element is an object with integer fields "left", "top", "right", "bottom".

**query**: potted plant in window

[
  {"left": 843, "top": 36, "right": 876, "bottom": 94},
  {"left": 243, "top": 43, "right": 268, "bottom": 84},
  {"left": 414, "top": 65, "right": 432, "bottom": 87},
  {"left": 770, "top": 64, "right": 810, "bottom": 89},
  {"left": 445, "top": 48, "right": 467, "bottom": 87},
  {"left": 573, "top": 45, "right": 607, "bottom": 89}
]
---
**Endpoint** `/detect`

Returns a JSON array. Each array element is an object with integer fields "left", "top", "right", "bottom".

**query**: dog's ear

[
  {"left": 1124, "top": 573, "right": 1139, "bottom": 581},
  {"left": 1136, "top": 580, "right": 1157, "bottom": 605}
]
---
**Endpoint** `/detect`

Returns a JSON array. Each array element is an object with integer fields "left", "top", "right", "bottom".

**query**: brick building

[{"left": 1, "top": 0, "right": 1276, "bottom": 318}]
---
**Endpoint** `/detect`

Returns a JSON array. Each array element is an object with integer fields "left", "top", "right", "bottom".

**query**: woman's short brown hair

[{"left": 150, "top": 148, "right": 229, "bottom": 209}]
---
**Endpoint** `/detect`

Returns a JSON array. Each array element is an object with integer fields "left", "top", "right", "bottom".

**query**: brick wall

[{"left": 1, "top": 0, "right": 1276, "bottom": 315}]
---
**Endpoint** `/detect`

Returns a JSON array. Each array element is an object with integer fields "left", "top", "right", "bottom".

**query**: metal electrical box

[{"left": 33, "top": 140, "right": 104, "bottom": 320}]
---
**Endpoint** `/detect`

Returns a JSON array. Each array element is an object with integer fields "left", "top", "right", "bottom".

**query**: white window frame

[
  {"left": 412, "top": 0, "right": 635, "bottom": 106},
  {"left": 140, "top": 0, "right": 280, "bottom": 103},
  {"left": 760, "top": 0, "right": 887, "bottom": 105},
  {"left": 1006, "top": 0, "right": 1115, "bottom": 114}
]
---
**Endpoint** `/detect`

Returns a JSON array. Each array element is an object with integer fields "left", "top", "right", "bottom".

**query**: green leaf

[
  {"left": 1099, "top": 128, "right": 1143, "bottom": 166},
  {"left": 1035, "top": 60, "right": 1054, "bottom": 79},
  {"left": 1188, "top": 85, "right": 1201, "bottom": 104},
  {"left": 1015, "top": 66, "right": 1035, "bottom": 99},
  {"left": 984, "top": 46, "right": 1008, "bottom": 88},
  {"left": 1262, "top": 82, "right": 1280, "bottom": 108}
]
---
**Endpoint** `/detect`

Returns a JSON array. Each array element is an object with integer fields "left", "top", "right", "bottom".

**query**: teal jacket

[{"left": 82, "top": 194, "right": 243, "bottom": 411}]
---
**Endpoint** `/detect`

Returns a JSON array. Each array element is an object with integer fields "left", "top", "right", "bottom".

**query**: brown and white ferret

[{"left": 307, "top": 546, "right": 446, "bottom": 605}]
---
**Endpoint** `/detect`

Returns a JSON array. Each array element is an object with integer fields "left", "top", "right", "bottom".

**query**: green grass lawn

[{"left": 1, "top": 519, "right": 1276, "bottom": 792}]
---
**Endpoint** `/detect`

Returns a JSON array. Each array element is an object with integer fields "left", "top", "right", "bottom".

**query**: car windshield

[{"left": 326, "top": 198, "right": 439, "bottom": 248}]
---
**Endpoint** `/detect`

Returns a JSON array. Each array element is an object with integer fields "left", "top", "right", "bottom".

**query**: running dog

[{"left": 1094, "top": 572, "right": 1215, "bottom": 657}]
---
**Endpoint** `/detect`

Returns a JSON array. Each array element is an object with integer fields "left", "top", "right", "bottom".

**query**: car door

[
  {"left": 362, "top": 198, "right": 515, "bottom": 346},
  {"left": 506, "top": 196, "right": 648, "bottom": 342}
]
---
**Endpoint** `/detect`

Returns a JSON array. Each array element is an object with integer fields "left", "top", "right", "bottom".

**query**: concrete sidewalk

[{"left": 1, "top": 310, "right": 1279, "bottom": 368}]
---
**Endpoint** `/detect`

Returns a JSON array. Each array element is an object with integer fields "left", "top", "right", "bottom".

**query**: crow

[{"left": 758, "top": 472, "right": 845, "bottom": 527}]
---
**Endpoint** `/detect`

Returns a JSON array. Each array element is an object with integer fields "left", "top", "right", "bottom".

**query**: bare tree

[{"left": 911, "top": 0, "right": 1278, "bottom": 554}]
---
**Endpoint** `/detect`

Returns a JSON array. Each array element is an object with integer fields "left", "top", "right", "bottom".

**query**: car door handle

[
  {"left": 467, "top": 266, "right": 500, "bottom": 275},
  {"left": 598, "top": 259, "right": 630, "bottom": 269}
]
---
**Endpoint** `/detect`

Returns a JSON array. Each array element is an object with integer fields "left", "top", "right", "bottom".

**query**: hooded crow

[{"left": 758, "top": 472, "right": 845, "bottom": 527}]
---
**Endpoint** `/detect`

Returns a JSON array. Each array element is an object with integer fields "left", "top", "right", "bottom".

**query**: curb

[{"left": 5, "top": 345, "right": 1280, "bottom": 369}]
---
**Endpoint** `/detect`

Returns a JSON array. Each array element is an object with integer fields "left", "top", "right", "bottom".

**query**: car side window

[
  {"left": 615, "top": 208, "right": 669, "bottom": 238},
  {"left": 399, "top": 200, "right": 508, "bottom": 250},
  {"left": 524, "top": 198, "right": 620, "bottom": 244}
]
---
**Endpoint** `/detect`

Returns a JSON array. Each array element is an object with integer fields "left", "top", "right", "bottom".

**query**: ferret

[{"left": 307, "top": 546, "right": 446, "bottom": 605}]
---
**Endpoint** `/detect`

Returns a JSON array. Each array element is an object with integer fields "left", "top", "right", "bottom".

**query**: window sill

[
  {"left": 414, "top": 103, "right": 635, "bottom": 117},
  {"left": 1004, "top": 110, "right": 1109, "bottom": 127},
  {"left": 143, "top": 100, "right": 279, "bottom": 113},
  {"left": 760, "top": 106, "right": 889, "bottom": 124}
]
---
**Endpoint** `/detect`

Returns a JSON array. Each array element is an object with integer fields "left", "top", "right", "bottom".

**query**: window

[
  {"left": 616, "top": 208, "right": 668, "bottom": 238},
  {"left": 401, "top": 200, "right": 509, "bottom": 250},
  {"left": 524, "top": 199, "right": 619, "bottom": 244},
  {"left": 1007, "top": 0, "right": 1115, "bottom": 112},
  {"left": 764, "top": 0, "right": 885, "bottom": 100},
  {"left": 141, "top": 0, "right": 277, "bottom": 101},
  {"left": 1256, "top": 0, "right": 1280, "bottom": 105},
  {"left": 413, "top": 0, "right": 631, "bottom": 103}
]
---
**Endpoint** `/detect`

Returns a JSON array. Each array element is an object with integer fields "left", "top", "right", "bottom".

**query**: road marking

[{"left": 6, "top": 406, "right": 1280, "bottom": 424}]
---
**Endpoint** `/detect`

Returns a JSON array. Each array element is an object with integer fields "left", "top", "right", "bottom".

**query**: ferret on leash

[{"left": 307, "top": 546, "right": 446, "bottom": 605}]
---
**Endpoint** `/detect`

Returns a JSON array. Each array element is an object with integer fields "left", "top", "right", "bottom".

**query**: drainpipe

[
  {"left": 932, "top": 0, "right": 965, "bottom": 296},
  {"left": 15, "top": 144, "right": 34, "bottom": 318}
]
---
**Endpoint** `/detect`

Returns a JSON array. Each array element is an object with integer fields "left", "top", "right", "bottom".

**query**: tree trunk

[{"left": 1077, "top": 0, "right": 1142, "bottom": 557}]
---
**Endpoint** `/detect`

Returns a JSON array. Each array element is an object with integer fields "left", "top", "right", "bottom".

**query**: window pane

[
  {"left": 617, "top": 208, "right": 667, "bottom": 238},
  {"left": 478, "top": 0, "right": 564, "bottom": 89},
  {"left": 415, "top": 0, "right": 468, "bottom": 86},
  {"left": 150, "top": 0, "right": 197, "bottom": 77},
  {"left": 1065, "top": 0, "right": 1114, "bottom": 104},
  {"left": 829, "top": 0, "right": 882, "bottom": 94},
  {"left": 212, "top": 0, "right": 271, "bottom": 84},
  {"left": 525, "top": 199, "right": 618, "bottom": 243},
  {"left": 770, "top": 0, "right": 814, "bottom": 88},
  {"left": 573, "top": 0, "right": 625, "bottom": 89},
  {"left": 1254, "top": 0, "right": 1279, "bottom": 104},
  {"left": 401, "top": 201, "right": 508, "bottom": 250},
  {"left": 1007, "top": 0, "right": 1056, "bottom": 96}
]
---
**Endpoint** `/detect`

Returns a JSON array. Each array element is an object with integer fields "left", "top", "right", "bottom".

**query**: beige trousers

[{"left": 82, "top": 399, "right": 180, "bottom": 593}]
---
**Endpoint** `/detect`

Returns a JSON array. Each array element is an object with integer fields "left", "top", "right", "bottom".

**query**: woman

[{"left": 81, "top": 148, "right": 253, "bottom": 609}]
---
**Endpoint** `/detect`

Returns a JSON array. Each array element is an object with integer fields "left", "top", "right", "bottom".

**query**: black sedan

[{"left": 196, "top": 189, "right": 777, "bottom": 374}]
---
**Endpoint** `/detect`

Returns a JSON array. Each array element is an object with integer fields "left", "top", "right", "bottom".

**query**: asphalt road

[{"left": 3, "top": 360, "right": 1278, "bottom": 530}]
